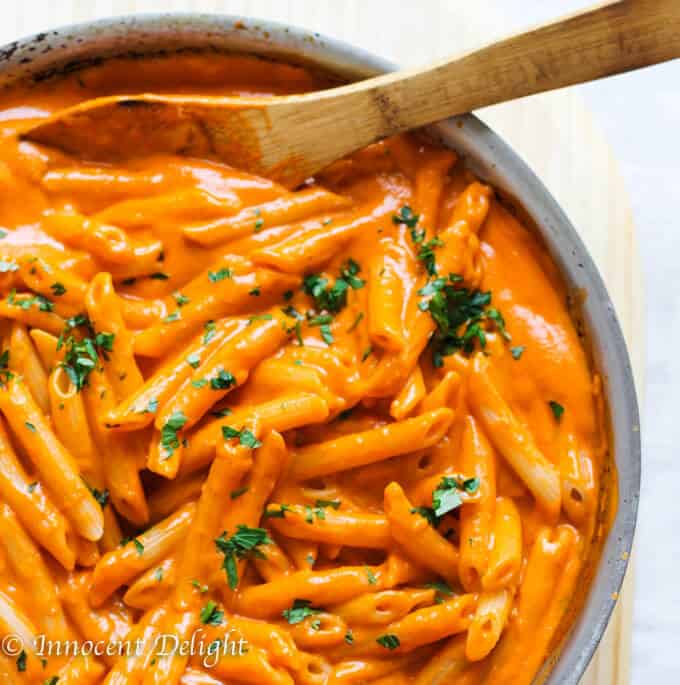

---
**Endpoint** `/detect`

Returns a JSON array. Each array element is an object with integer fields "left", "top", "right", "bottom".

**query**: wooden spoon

[{"left": 23, "top": 0, "right": 680, "bottom": 188}]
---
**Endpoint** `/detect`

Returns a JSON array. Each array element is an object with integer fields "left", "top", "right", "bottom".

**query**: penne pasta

[{"left": 0, "top": 53, "right": 609, "bottom": 685}]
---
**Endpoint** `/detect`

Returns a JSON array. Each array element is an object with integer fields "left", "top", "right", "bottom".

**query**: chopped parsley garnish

[
  {"left": 376, "top": 634, "right": 400, "bottom": 650},
  {"left": 210, "top": 370, "right": 236, "bottom": 390},
  {"left": 340, "top": 258, "right": 365, "bottom": 289},
  {"left": 149, "top": 272, "right": 169, "bottom": 280},
  {"left": 173, "top": 291, "right": 190, "bottom": 306},
  {"left": 303, "top": 259, "right": 364, "bottom": 315},
  {"left": 222, "top": 426, "right": 262, "bottom": 449},
  {"left": 215, "top": 525, "right": 271, "bottom": 589},
  {"left": 263, "top": 504, "right": 292, "bottom": 519},
  {"left": 89, "top": 486, "right": 110, "bottom": 508},
  {"left": 0, "top": 349, "right": 11, "bottom": 385},
  {"left": 425, "top": 580, "right": 453, "bottom": 603},
  {"left": 282, "top": 599, "right": 321, "bottom": 625},
  {"left": 200, "top": 600, "right": 224, "bottom": 626},
  {"left": 8, "top": 289, "right": 54, "bottom": 312},
  {"left": 249, "top": 287, "right": 261, "bottom": 296},
  {"left": 254, "top": 219, "right": 264, "bottom": 232},
  {"left": 416, "top": 236, "right": 443, "bottom": 276},
  {"left": 511, "top": 345, "right": 525, "bottom": 360},
  {"left": 392, "top": 206, "right": 420, "bottom": 229},
  {"left": 361, "top": 345, "right": 373, "bottom": 362},
  {"left": 203, "top": 321, "right": 217, "bottom": 344},
  {"left": 345, "top": 630, "right": 354, "bottom": 645},
  {"left": 319, "top": 323, "right": 334, "bottom": 345},
  {"left": 549, "top": 400, "right": 565, "bottom": 421},
  {"left": 366, "top": 567, "right": 378, "bottom": 585},
  {"left": 139, "top": 397, "right": 158, "bottom": 414},
  {"left": 348, "top": 311, "right": 364, "bottom": 332},
  {"left": 432, "top": 477, "right": 463, "bottom": 518},
  {"left": 16, "top": 650, "right": 27, "bottom": 671},
  {"left": 192, "top": 579, "right": 209, "bottom": 593},
  {"left": 160, "top": 411, "right": 187, "bottom": 459},
  {"left": 208, "top": 268, "right": 232, "bottom": 283},
  {"left": 154, "top": 567, "right": 164, "bottom": 582},
  {"left": 163, "top": 311, "right": 181, "bottom": 323},
  {"left": 57, "top": 315, "right": 114, "bottom": 390},
  {"left": 27, "top": 481, "right": 38, "bottom": 493},
  {"left": 230, "top": 486, "right": 249, "bottom": 500},
  {"left": 211, "top": 408, "right": 232, "bottom": 417},
  {"left": 24, "top": 421, "right": 36, "bottom": 432},
  {"left": 186, "top": 352, "right": 201, "bottom": 369},
  {"left": 50, "top": 282, "right": 66, "bottom": 296},
  {"left": 420, "top": 275, "right": 510, "bottom": 365},
  {"left": 120, "top": 536, "right": 145, "bottom": 556},
  {"left": 191, "top": 379, "right": 208, "bottom": 389}
]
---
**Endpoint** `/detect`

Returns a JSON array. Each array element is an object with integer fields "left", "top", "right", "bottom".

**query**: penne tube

[
  {"left": 367, "top": 239, "right": 410, "bottom": 353},
  {"left": 331, "top": 656, "right": 414, "bottom": 684},
  {"left": 59, "top": 572, "right": 133, "bottom": 667},
  {"left": 86, "top": 272, "right": 144, "bottom": 399},
  {"left": 278, "top": 536, "right": 319, "bottom": 572},
  {"left": 180, "top": 392, "right": 329, "bottom": 475},
  {"left": 103, "top": 604, "right": 168, "bottom": 683},
  {"left": 482, "top": 497, "right": 522, "bottom": 592},
  {"left": 389, "top": 364, "right": 425, "bottom": 420},
  {"left": 468, "top": 354, "right": 561, "bottom": 520},
  {"left": 413, "top": 635, "right": 468, "bottom": 685},
  {"left": 42, "top": 208, "right": 163, "bottom": 265},
  {"left": 413, "top": 149, "right": 457, "bottom": 239},
  {"left": 147, "top": 471, "right": 203, "bottom": 522},
  {"left": 559, "top": 429, "right": 597, "bottom": 525},
  {"left": 9, "top": 321, "right": 49, "bottom": 412},
  {"left": 383, "top": 482, "right": 459, "bottom": 585},
  {"left": 0, "top": 588, "right": 37, "bottom": 655},
  {"left": 49, "top": 365, "right": 97, "bottom": 474},
  {"left": 133, "top": 255, "right": 299, "bottom": 357},
  {"left": 290, "top": 408, "right": 454, "bottom": 481},
  {"left": 0, "top": 503, "right": 69, "bottom": 640},
  {"left": 331, "top": 588, "right": 436, "bottom": 626},
  {"left": 466, "top": 588, "right": 513, "bottom": 661},
  {"left": 90, "top": 502, "right": 196, "bottom": 607},
  {"left": 287, "top": 611, "right": 348, "bottom": 649},
  {"left": 251, "top": 201, "right": 393, "bottom": 274},
  {"left": 95, "top": 186, "right": 241, "bottom": 227},
  {"left": 123, "top": 556, "right": 177, "bottom": 610},
  {"left": 55, "top": 655, "right": 107, "bottom": 685},
  {"left": 184, "top": 186, "right": 351, "bottom": 246},
  {"left": 29, "top": 328, "right": 60, "bottom": 370},
  {"left": 484, "top": 525, "right": 579, "bottom": 685},
  {"left": 348, "top": 594, "right": 477, "bottom": 656},
  {"left": 0, "top": 293, "right": 65, "bottom": 335},
  {"left": 18, "top": 254, "right": 88, "bottom": 316},
  {"left": 267, "top": 503, "right": 391, "bottom": 549},
  {"left": 419, "top": 370, "right": 461, "bottom": 412},
  {"left": 254, "top": 533, "right": 294, "bottom": 581},
  {"left": 0, "top": 376, "right": 104, "bottom": 541},
  {"left": 175, "top": 442, "right": 254, "bottom": 601},
  {"left": 83, "top": 367, "right": 149, "bottom": 526},
  {"left": 235, "top": 565, "right": 386, "bottom": 619},
  {"left": 154, "top": 309, "right": 291, "bottom": 433},
  {"left": 459, "top": 415, "right": 496, "bottom": 591},
  {"left": 0, "top": 414, "right": 77, "bottom": 569},
  {"left": 106, "top": 317, "right": 246, "bottom": 432}
]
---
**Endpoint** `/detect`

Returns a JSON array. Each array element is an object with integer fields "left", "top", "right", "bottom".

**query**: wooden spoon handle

[{"left": 338, "top": 0, "right": 680, "bottom": 135}]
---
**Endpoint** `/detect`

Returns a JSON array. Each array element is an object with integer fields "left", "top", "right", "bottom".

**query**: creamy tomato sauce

[{"left": 0, "top": 54, "right": 610, "bottom": 685}]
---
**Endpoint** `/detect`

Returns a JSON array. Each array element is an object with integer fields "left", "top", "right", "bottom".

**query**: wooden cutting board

[{"left": 0, "top": 1, "right": 641, "bottom": 682}]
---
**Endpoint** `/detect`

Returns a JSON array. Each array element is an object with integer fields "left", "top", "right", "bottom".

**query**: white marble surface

[
  {"left": 0, "top": 1, "right": 675, "bottom": 682},
  {"left": 495, "top": 3, "right": 677, "bottom": 682}
]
